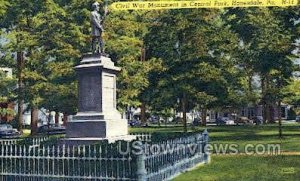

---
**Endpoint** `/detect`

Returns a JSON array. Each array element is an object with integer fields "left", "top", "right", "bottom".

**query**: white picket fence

[{"left": 0, "top": 131, "right": 209, "bottom": 181}]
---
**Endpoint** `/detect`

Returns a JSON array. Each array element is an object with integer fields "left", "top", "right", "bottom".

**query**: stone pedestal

[{"left": 63, "top": 54, "right": 134, "bottom": 145}]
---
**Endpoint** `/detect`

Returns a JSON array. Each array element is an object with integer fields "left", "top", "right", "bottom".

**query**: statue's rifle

[
  {"left": 104, "top": 0, "right": 109, "bottom": 17},
  {"left": 101, "top": 0, "right": 109, "bottom": 30}
]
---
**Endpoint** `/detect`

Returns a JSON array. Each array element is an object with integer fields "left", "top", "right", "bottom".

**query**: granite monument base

[
  {"left": 62, "top": 113, "right": 135, "bottom": 145},
  {"left": 61, "top": 54, "right": 135, "bottom": 146},
  {"left": 66, "top": 113, "right": 128, "bottom": 138}
]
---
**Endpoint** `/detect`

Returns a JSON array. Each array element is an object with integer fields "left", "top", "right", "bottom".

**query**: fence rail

[
  {"left": 0, "top": 136, "right": 50, "bottom": 146},
  {"left": 142, "top": 130, "right": 209, "bottom": 180},
  {"left": 0, "top": 144, "right": 137, "bottom": 180},
  {"left": 0, "top": 130, "right": 209, "bottom": 181},
  {"left": 129, "top": 133, "right": 152, "bottom": 142},
  {"left": 0, "top": 139, "right": 18, "bottom": 145}
]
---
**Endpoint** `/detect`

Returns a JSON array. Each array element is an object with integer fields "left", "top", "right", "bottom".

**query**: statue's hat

[{"left": 92, "top": 2, "right": 100, "bottom": 8}]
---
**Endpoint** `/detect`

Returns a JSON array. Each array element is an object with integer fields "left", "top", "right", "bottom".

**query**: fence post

[
  {"left": 203, "top": 129, "right": 210, "bottom": 164},
  {"left": 136, "top": 151, "right": 147, "bottom": 181}
]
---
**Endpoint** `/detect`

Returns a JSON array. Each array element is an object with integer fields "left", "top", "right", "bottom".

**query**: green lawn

[
  {"left": 130, "top": 123, "right": 300, "bottom": 181},
  {"left": 130, "top": 124, "right": 300, "bottom": 152},
  {"left": 173, "top": 155, "right": 300, "bottom": 181},
  {"left": 208, "top": 124, "right": 300, "bottom": 153}
]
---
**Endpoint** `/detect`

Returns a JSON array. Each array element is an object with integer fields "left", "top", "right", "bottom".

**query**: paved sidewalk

[{"left": 212, "top": 152, "right": 300, "bottom": 156}]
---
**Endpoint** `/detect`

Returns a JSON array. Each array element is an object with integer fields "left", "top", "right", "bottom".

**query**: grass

[
  {"left": 22, "top": 129, "right": 31, "bottom": 137},
  {"left": 130, "top": 123, "right": 300, "bottom": 152},
  {"left": 21, "top": 123, "right": 300, "bottom": 180},
  {"left": 130, "top": 123, "right": 300, "bottom": 181},
  {"left": 173, "top": 155, "right": 300, "bottom": 181},
  {"left": 208, "top": 124, "right": 300, "bottom": 153}
]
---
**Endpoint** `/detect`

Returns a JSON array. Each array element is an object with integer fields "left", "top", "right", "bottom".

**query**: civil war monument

[{"left": 63, "top": 2, "right": 133, "bottom": 145}]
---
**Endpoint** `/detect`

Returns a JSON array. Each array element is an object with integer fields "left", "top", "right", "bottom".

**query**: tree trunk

[
  {"left": 278, "top": 101, "right": 282, "bottom": 139},
  {"left": 30, "top": 107, "right": 38, "bottom": 136},
  {"left": 140, "top": 46, "right": 146, "bottom": 125},
  {"left": 248, "top": 74, "right": 253, "bottom": 92},
  {"left": 262, "top": 75, "right": 272, "bottom": 124},
  {"left": 265, "top": 75, "right": 273, "bottom": 123},
  {"left": 17, "top": 51, "right": 24, "bottom": 131},
  {"left": 62, "top": 113, "right": 68, "bottom": 126},
  {"left": 261, "top": 76, "right": 266, "bottom": 124},
  {"left": 266, "top": 75, "right": 276, "bottom": 123},
  {"left": 158, "top": 116, "right": 161, "bottom": 127},
  {"left": 140, "top": 102, "right": 146, "bottom": 125},
  {"left": 55, "top": 112, "right": 59, "bottom": 125},
  {"left": 48, "top": 111, "right": 52, "bottom": 125},
  {"left": 262, "top": 104, "right": 266, "bottom": 123},
  {"left": 269, "top": 105, "right": 275, "bottom": 123},
  {"left": 182, "top": 94, "right": 187, "bottom": 133},
  {"left": 126, "top": 106, "right": 131, "bottom": 120},
  {"left": 266, "top": 104, "right": 271, "bottom": 124},
  {"left": 201, "top": 108, "right": 207, "bottom": 126},
  {"left": 266, "top": 75, "right": 270, "bottom": 123}
]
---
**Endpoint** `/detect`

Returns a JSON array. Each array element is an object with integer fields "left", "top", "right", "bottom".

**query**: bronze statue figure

[{"left": 91, "top": 2, "right": 108, "bottom": 54}]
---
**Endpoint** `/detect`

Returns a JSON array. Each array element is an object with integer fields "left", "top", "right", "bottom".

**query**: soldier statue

[{"left": 91, "top": 2, "right": 108, "bottom": 54}]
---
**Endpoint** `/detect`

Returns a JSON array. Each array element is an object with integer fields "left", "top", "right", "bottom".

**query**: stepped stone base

[
  {"left": 62, "top": 54, "right": 133, "bottom": 146},
  {"left": 66, "top": 113, "right": 128, "bottom": 138}
]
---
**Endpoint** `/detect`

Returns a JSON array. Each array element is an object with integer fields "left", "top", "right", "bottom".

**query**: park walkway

[{"left": 212, "top": 152, "right": 300, "bottom": 156}]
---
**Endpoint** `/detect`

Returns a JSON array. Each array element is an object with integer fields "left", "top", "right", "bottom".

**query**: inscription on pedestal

[
  {"left": 65, "top": 54, "right": 129, "bottom": 142},
  {"left": 78, "top": 71, "right": 102, "bottom": 112}
]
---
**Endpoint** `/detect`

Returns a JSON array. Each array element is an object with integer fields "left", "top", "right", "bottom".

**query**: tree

[
  {"left": 102, "top": 9, "right": 164, "bottom": 118},
  {"left": 282, "top": 79, "right": 300, "bottom": 111},
  {"left": 1, "top": 0, "right": 83, "bottom": 134},
  {"left": 144, "top": 8, "right": 240, "bottom": 129},
  {"left": 35, "top": 0, "right": 83, "bottom": 126},
  {"left": 0, "top": 0, "right": 44, "bottom": 131},
  {"left": 225, "top": 8, "right": 297, "bottom": 124},
  {"left": 0, "top": 70, "right": 16, "bottom": 121},
  {"left": 0, "top": 0, "right": 8, "bottom": 17}
]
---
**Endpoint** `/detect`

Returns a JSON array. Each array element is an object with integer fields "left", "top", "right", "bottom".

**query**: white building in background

[{"left": 22, "top": 108, "right": 64, "bottom": 127}]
